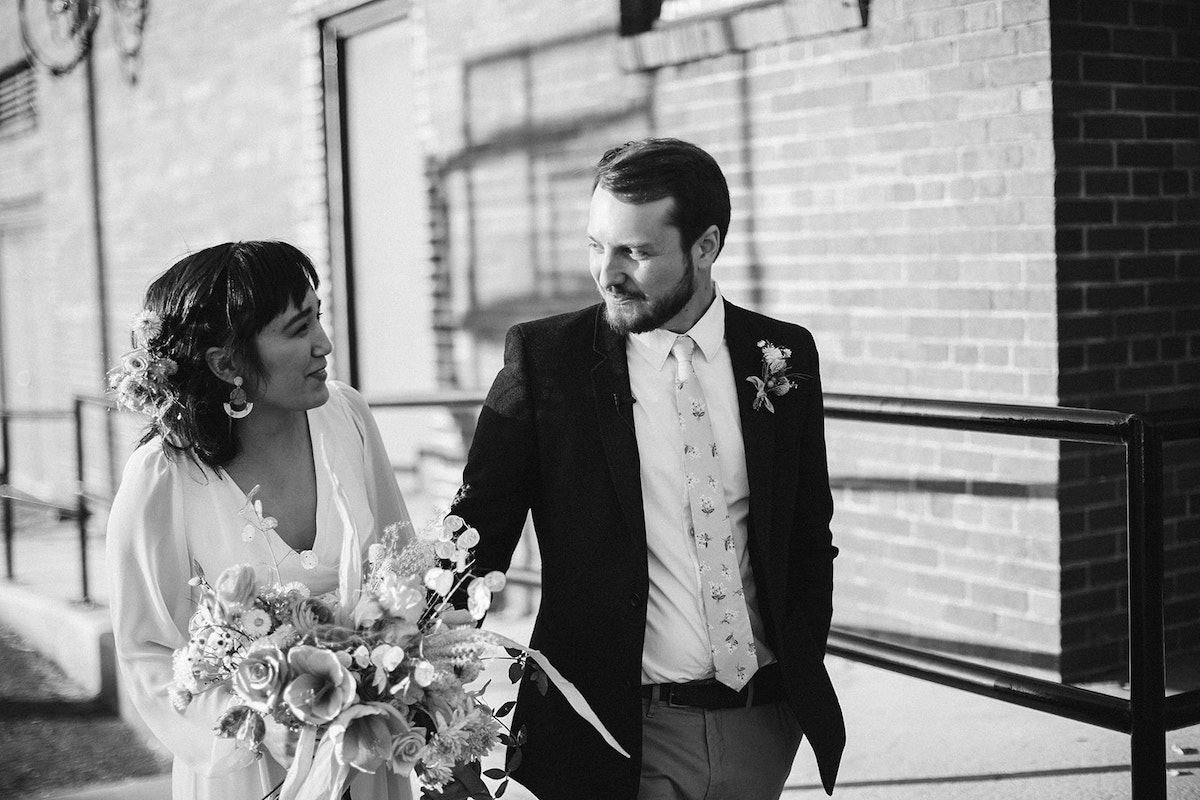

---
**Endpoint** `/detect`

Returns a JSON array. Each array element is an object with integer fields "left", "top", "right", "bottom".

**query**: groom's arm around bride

[{"left": 451, "top": 137, "right": 845, "bottom": 800}]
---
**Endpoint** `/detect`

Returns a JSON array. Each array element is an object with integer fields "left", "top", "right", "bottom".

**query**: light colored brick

[
  {"left": 957, "top": 30, "right": 1018, "bottom": 62},
  {"left": 20, "top": 0, "right": 1180, "bottom": 682}
]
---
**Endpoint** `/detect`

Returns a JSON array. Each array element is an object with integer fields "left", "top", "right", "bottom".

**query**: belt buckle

[
  {"left": 658, "top": 683, "right": 701, "bottom": 709},
  {"left": 662, "top": 684, "right": 687, "bottom": 708}
]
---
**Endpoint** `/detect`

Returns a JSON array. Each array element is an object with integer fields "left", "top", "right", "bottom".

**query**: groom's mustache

[{"left": 604, "top": 285, "right": 647, "bottom": 301}]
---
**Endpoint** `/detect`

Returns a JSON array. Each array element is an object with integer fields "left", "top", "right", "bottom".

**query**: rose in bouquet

[{"left": 172, "top": 515, "right": 625, "bottom": 800}]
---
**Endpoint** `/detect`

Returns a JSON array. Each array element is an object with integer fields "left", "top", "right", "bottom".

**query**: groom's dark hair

[{"left": 593, "top": 138, "right": 731, "bottom": 258}]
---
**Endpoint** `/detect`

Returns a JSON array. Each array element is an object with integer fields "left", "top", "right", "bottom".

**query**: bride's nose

[{"left": 313, "top": 323, "right": 333, "bottom": 356}]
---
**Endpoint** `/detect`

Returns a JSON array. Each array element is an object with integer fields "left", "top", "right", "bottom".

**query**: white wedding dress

[{"left": 107, "top": 381, "right": 415, "bottom": 800}]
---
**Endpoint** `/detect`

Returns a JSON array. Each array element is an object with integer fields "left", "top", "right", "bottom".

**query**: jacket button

[{"left": 629, "top": 592, "right": 642, "bottom": 607}]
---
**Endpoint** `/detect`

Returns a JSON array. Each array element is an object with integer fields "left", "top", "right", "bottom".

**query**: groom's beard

[{"left": 602, "top": 254, "right": 696, "bottom": 336}]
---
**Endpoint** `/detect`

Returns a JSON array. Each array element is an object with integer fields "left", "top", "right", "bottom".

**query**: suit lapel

[
  {"left": 725, "top": 302, "right": 777, "bottom": 560},
  {"left": 590, "top": 308, "right": 647, "bottom": 547}
]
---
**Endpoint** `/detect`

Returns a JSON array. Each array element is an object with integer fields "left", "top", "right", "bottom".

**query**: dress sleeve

[
  {"left": 333, "top": 382, "right": 413, "bottom": 546},
  {"left": 106, "top": 445, "right": 258, "bottom": 776}
]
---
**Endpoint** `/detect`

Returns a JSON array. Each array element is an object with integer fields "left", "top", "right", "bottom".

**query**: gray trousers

[{"left": 637, "top": 697, "right": 804, "bottom": 800}]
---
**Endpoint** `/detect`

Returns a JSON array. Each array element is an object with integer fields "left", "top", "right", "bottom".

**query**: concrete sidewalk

[{"left": 4, "top": 520, "right": 1200, "bottom": 799}]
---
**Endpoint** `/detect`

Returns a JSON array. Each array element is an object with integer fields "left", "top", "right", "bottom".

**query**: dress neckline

[{"left": 220, "top": 406, "right": 333, "bottom": 571}]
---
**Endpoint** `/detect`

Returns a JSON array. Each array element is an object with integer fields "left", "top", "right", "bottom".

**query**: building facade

[{"left": 0, "top": 0, "right": 1195, "bottom": 679}]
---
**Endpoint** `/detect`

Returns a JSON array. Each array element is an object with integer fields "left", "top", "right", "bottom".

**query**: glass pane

[{"left": 343, "top": 20, "right": 449, "bottom": 511}]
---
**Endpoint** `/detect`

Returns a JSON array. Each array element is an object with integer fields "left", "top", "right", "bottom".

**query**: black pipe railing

[
  {"left": 366, "top": 390, "right": 1200, "bottom": 800},
  {"left": 71, "top": 395, "right": 114, "bottom": 604},
  {"left": 0, "top": 397, "right": 113, "bottom": 603},
  {"left": 0, "top": 407, "right": 76, "bottom": 584},
  {"left": 10, "top": 389, "right": 1197, "bottom": 798},
  {"left": 824, "top": 627, "right": 1131, "bottom": 731},
  {"left": 814, "top": 395, "right": 1197, "bottom": 800}
]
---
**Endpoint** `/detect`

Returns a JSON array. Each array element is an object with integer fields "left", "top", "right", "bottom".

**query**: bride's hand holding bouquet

[{"left": 172, "top": 515, "right": 626, "bottom": 800}]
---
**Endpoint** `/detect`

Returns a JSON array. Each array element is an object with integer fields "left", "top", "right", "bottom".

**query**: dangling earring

[{"left": 223, "top": 376, "right": 253, "bottom": 419}]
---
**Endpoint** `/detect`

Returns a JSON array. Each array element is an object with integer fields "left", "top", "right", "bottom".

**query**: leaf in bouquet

[
  {"left": 193, "top": 559, "right": 206, "bottom": 582},
  {"left": 453, "top": 762, "right": 492, "bottom": 800},
  {"left": 515, "top": 725, "right": 528, "bottom": 746},
  {"left": 496, "top": 701, "right": 515, "bottom": 719},
  {"left": 420, "top": 762, "right": 491, "bottom": 800},
  {"left": 506, "top": 662, "right": 524, "bottom": 685},
  {"left": 495, "top": 779, "right": 508, "bottom": 798},
  {"left": 498, "top": 733, "right": 514, "bottom": 748},
  {"left": 534, "top": 670, "right": 549, "bottom": 696},
  {"left": 505, "top": 745, "right": 522, "bottom": 772},
  {"left": 503, "top": 647, "right": 523, "bottom": 659},
  {"left": 482, "top": 768, "right": 506, "bottom": 780}
]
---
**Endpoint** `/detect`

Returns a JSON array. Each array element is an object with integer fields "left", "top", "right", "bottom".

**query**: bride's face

[{"left": 247, "top": 288, "right": 332, "bottom": 414}]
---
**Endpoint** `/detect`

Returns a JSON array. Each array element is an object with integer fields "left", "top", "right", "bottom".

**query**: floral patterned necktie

[{"left": 671, "top": 335, "right": 758, "bottom": 690}]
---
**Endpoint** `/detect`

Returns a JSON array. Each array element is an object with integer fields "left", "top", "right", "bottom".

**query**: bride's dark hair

[{"left": 132, "top": 240, "right": 319, "bottom": 468}]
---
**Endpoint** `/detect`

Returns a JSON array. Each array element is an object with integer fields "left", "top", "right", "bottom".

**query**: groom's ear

[
  {"left": 205, "top": 347, "right": 240, "bottom": 384},
  {"left": 694, "top": 224, "right": 721, "bottom": 268}
]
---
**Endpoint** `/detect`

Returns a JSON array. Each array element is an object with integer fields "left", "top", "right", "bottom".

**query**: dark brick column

[{"left": 1051, "top": 0, "right": 1200, "bottom": 679}]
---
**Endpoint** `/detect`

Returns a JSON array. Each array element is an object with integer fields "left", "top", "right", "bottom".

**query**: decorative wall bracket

[{"left": 19, "top": 0, "right": 149, "bottom": 83}]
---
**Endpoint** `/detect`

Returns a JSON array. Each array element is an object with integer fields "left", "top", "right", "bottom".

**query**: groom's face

[{"left": 587, "top": 187, "right": 697, "bottom": 336}]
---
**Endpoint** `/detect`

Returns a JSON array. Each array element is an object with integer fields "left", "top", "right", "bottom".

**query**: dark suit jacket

[{"left": 451, "top": 300, "right": 844, "bottom": 799}]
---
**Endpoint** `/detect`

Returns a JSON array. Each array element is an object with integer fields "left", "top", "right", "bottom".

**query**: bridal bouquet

[{"left": 171, "top": 512, "right": 624, "bottom": 800}]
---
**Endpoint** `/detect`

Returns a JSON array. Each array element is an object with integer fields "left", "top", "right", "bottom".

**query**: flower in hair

[
  {"left": 131, "top": 309, "right": 163, "bottom": 349},
  {"left": 108, "top": 309, "right": 179, "bottom": 422}
]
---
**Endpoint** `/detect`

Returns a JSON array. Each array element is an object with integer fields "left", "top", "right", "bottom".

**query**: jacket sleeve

[
  {"left": 450, "top": 324, "right": 540, "bottom": 577},
  {"left": 106, "top": 446, "right": 259, "bottom": 776}
]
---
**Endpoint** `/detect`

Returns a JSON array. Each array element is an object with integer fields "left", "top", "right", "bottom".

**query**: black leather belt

[{"left": 641, "top": 663, "right": 783, "bottom": 709}]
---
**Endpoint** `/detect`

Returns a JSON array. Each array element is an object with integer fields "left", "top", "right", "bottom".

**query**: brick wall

[
  {"left": 0, "top": 0, "right": 98, "bottom": 498},
  {"left": 0, "top": 0, "right": 363, "bottom": 497},
  {"left": 1051, "top": 0, "right": 1200, "bottom": 678},
  {"left": 428, "top": 0, "right": 1066, "bottom": 668},
  {"left": 2, "top": 0, "right": 1195, "bottom": 677}
]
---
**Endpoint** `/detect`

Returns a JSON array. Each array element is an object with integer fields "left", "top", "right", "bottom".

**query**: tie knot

[{"left": 672, "top": 335, "right": 696, "bottom": 365}]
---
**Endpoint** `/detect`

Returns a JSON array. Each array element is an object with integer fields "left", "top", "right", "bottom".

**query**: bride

[{"left": 106, "top": 240, "right": 414, "bottom": 800}]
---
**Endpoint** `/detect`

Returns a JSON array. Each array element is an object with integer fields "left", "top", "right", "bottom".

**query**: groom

[{"left": 451, "top": 138, "right": 844, "bottom": 799}]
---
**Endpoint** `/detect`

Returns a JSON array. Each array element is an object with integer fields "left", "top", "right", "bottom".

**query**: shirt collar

[{"left": 629, "top": 283, "right": 726, "bottom": 371}]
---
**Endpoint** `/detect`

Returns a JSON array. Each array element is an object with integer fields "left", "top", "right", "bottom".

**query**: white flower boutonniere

[{"left": 747, "top": 339, "right": 808, "bottom": 413}]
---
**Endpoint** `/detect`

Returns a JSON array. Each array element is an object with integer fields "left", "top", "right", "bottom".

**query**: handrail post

[
  {"left": 1126, "top": 415, "right": 1166, "bottom": 799},
  {"left": 1, "top": 410, "right": 12, "bottom": 580},
  {"left": 74, "top": 397, "right": 91, "bottom": 604}
]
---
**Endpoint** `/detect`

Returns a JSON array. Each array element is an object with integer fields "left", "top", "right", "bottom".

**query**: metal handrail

[
  {"left": 0, "top": 398, "right": 114, "bottom": 599},
  {"left": 823, "top": 628, "right": 1131, "bottom": 731},
  {"left": 367, "top": 389, "right": 1139, "bottom": 441},
  {"left": 817, "top": 396, "right": 1191, "bottom": 799},
  {"left": 1, "top": 407, "right": 81, "bottom": 585},
  {"left": 823, "top": 392, "right": 1132, "bottom": 443},
  {"left": 364, "top": 390, "right": 1196, "bottom": 799},
  {"left": 23, "top": 388, "right": 1199, "bottom": 798},
  {"left": 366, "top": 389, "right": 489, "bottom": 411}
]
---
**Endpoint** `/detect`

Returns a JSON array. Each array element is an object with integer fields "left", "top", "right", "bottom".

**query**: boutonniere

[{"left": 746, "top": 340, "right": 808, "bottom": 413}]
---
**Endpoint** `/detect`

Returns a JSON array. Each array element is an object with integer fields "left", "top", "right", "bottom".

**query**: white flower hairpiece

[
  {"left": 108, "top": 309, "right": 179, "bottom": 422},
  {"left": 131, "top": 309, "right": 163, "bottom": 348}
]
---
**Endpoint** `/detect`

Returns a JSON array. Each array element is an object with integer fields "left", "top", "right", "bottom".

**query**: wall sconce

[{"left": 18, "top": 0, "right": 149, "bottom": 82}]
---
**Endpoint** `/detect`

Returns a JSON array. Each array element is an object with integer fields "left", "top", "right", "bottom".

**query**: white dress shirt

[{"left": 628, "top": 286, "right": 775, "bottom": 684}]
